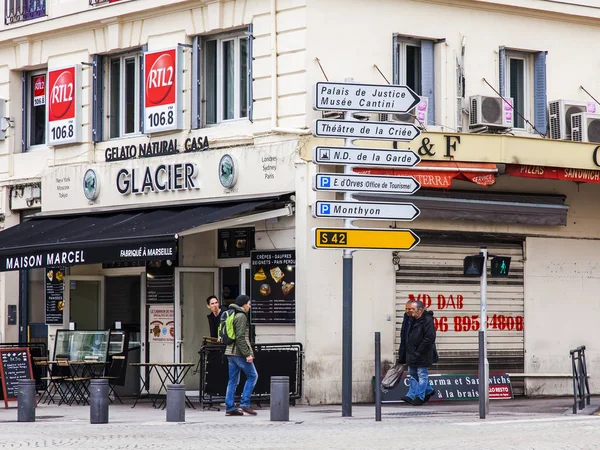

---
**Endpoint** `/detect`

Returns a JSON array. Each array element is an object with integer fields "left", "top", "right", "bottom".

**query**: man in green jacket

[{"left": 225, "top": 294, "right": 258, "bottom": 416}]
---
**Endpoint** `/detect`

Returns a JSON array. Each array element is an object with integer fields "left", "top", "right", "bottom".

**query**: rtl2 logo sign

[
  {"left": 144, "top": 48, "right": 182, "bottom": 133},
  {"left": 47, "top": 66, "right": 81, "bottom": 146}
]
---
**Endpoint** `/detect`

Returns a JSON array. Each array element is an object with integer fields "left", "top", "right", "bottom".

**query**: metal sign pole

[
  {"left": 342, "top": 108, "right": 354, "bottom": 417},
  {"left": 479, "top": 248, "right": 489, "bottom": 417}
]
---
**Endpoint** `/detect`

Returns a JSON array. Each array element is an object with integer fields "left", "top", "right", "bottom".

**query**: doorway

[
  {"left": 65, "top": 276, "right": 104, "bottom": 330},
  {"left": 174, "top": 268, "right": 218, "bottom": 391}
]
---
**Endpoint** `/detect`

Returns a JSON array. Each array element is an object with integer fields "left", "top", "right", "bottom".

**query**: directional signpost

[
  {"left": 313, "top": 228, "right": 420, "bottom": 250},
  {"left": 314, "top": 173, "right": 420, "bottom": 195},
  {"left": 311, "top": 79, "right": 422, "bottom": 418},
  {"left": 313, "top": 146, "right": 420, "bottom": 167},
  {"left": 313, "top": 201, "right": 420, "bottom": 221},
  {"left": 313, "top": 81, "right": 421, "bottom": 114},
  {"left": 314, "top": 119, "right": 420, "bottom": 141}
]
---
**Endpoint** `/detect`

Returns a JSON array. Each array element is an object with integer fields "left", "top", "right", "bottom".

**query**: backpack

[{"left": 218, "top": 309, "right": 237, "bottom": 345}]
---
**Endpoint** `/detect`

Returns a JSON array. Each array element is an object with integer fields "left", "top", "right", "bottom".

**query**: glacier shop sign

[
  {"left": 116, "top": 162, "right": 199, "bottom": 195},
  {"left": 1, "top": 242, "right": 177, "bottom": 272}
]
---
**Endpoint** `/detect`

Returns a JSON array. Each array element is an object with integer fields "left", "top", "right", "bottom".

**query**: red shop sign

[
  {"left": 144, "top": 48, "right": 182, "bottom": 133},
  {"left": 47, "top": 66, "right": 81, "bottom": 145}
]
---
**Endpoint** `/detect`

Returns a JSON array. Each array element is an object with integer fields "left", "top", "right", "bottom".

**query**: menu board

[
  {"left": 218, "top": 228, "right": 254, "bottom": 258},
  {"left": 250, "top": 250, "right": 295, "bottom": 324},
  {"left": 146, "top": 261, "right": 174, "bottom": 303},
  {"left": 0, "top": 348, "right": 33, "bottom": 408},
  {"left": 45, "top": 267, "right": 65, "bottom": 325}
]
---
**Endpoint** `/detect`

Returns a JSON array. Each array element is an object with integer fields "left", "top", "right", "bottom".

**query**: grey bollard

[
  {"left": 166, "top": 384, "right": 185, "bottom": 423},
  {"left": 18, "top": 379, "right": 36, "bottom": 422},
  {"left": 90, "top": 379, "right": 109, "bottom": 424},
  {"left": 270, "top": 376, "right": 290, "bottom": 422}
]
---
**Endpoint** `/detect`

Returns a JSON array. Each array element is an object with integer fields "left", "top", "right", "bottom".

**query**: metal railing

[
  {"left": 570, "top": 345, "right": 591, "bottom": 414},
  {"left": 89, "top": 0, "right": 119, "bottom": 5},
  {"left": 4, "top": 0, "right": 45, "bottom": 24}
]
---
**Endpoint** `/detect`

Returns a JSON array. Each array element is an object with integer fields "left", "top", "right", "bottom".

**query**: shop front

[{"left": 0, "top": 140, "right": 298, "bottom": 397}]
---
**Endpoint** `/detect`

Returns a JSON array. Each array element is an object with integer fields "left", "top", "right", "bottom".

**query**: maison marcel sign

[{"left": 104, "top": 136, "right": 209, "bottom": 162}]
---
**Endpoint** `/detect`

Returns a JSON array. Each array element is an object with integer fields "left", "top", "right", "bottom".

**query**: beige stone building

[{"left": 0, "top": 0, "right": 599, "bottom": 404}]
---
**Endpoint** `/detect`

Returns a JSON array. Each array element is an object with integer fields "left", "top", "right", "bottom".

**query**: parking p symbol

[
  {"left": 319, "top": 203, "right": 331, "bottom": 215},
  {"left": 319, "top": 176, "right": 331, "bottom": 188}
]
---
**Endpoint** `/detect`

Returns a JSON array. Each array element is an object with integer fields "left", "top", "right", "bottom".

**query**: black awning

[{"left": 0, "top": 198, "right": 278, "bottom": 272}]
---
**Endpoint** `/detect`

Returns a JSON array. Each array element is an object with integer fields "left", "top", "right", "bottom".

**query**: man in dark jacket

[
  {"left": 397, "top": 300, "right": 414, "bottom": 365},
  {"left": 224, "top": 295, "right": 258, "bottom": 416},
  {"left": 206, "top": 295, "right": 225, "bottom": 339},
  {"left": 402, "top": 300, "right": 436, "bottom": 406}
]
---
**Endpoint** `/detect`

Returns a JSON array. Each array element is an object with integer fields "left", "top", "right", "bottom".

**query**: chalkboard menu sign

[
  {"left": 146, "top": 260, "right": 175, "bottom": 303},
  {"left": 45, "top": 267, "right": 65, "bottom": 325},
  {"left": 251, "top": 250, "right": 295, "bottom": 324},
  {"left": 218, "top": 228, "right": 254, "bottom": 258},
  {"left": 0, "top": 348, "right": 33, "bottom": 408}
]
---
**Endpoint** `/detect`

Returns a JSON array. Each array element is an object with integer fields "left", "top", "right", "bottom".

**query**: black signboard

[
  {"left": 250, "top": 250, "right": 295, "bottom": 324},
  {"left": 0, "top": 240, "right": 177, "bottom": 273},
  {"left": 45, "top": 267, "right": 65, "bottom": 325},
  {"left": 0, "top": 348, "right": 34, "bottom": 408},
  {"left": 146, "top": 260, "right": 175, "bottom": 303},
  {"left": 218, "top": 228, "right": 254, "bottom": 259},
  {"left": 379, "top": 373, "right": 513, "bottom": 403}
]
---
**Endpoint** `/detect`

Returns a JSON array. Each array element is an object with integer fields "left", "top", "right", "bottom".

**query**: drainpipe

[{"left": 269, "top": 0, "right": 310, "bottom": 136}]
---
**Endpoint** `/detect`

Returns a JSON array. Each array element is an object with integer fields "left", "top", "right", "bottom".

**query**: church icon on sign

[{"left": 319, "top": 149, "right": 330, "bottom": 160}]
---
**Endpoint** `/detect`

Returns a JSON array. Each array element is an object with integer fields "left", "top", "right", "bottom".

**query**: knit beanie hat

[{"left": 235, "top": 294, "right": 250, "bottom": 307}]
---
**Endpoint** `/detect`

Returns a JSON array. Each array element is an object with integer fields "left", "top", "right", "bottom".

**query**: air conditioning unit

[
  {"left": 549, "top": 99, "right": 597, "bottom": 141},
  {"left": 379, "top": 97, "right": 428, "bottom": 125},
  {"left": 469, "top": 95, "right": 513, "bottom": 129},
  {"left": 571, "top": 112, "right": 600, "bottom": 143}
]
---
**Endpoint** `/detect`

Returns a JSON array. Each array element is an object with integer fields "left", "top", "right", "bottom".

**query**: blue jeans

[
  {"left": 225, "top": 356, "right": 258, "bottom": 411},
  {"left": 406, "top": 366, "right": 434, "bottom": 401}
]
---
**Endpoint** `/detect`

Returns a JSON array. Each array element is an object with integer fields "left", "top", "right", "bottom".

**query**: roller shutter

[{"left": 395, "top": 242, "right": 524, "bottom": 394}]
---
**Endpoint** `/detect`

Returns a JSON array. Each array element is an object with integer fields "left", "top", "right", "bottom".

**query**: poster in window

[
  {"left": 218, "top": 228, "right": 254, "bottom": 258},
  {"left": 32, "top": 75, "right": 46, "bottom": 107},
  {"left": 250, "top": 250, "right": 295, "bottom": 324},
  {"left": 148, "top": 305, "right": 174, "bottom": 342},
  {"left": 47, "top": 66, "right": 82, "bottom": 146},
  {"left": 143, "top": 47, "right": 183, "bottom": 133},
  {"left": 45, "top": 267, "right": 65, "bottom": 325}
]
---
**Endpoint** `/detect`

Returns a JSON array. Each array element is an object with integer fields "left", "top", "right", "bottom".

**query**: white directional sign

[
  {"left": 314, "top": 82, "right": 420, "bottom": 114},
  {"left": 313, "top": 119, "right": 420, "bottom": 142},
  {"left": 313, "top": 173, "right": 420, "bottom": 195},
  {"left": 313, "top": 146, "right": 420, "bottom": 167},
  {"left": 313, "top": 200, "right": 420, "bottom": 221}
]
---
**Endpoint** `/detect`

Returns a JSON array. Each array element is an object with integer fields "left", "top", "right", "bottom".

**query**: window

[
  {"left": 23, "top": 70, "right": 47, "bottom": 149},
  {"left": 393, "top": 36, "right": 435, "bottom": 125},
  {"left": 5, "top": 0, "right": 45, "bottom": 25},
  {"left": 500, "top": 48, "right": 547, "bottom": 135},
  {"left": 108, "top": 53, "right": 142, "bottom": 138},
  {"left": 505, "top": 52, "right": 530, "bottom": 130},
  {"left": 204, "top": 32, "right": 250, "bottom": 125}
]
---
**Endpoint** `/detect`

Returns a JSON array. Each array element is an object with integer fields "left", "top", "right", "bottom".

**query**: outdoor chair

[
  {"left": 39, "top": 357, "right": 69, "bottom": 405},
  {"left": 100, "top": 355, "right": 127, "bottom": 404}
]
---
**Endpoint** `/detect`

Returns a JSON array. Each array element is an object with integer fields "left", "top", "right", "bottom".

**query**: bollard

[
  {"left": 18, "top": 379, "right": 36, "bottom": 422},
  {"left": 270, "top": 376, "right": 289, "bottom": 422},
  {"left": 166, "top": 384, "right": 185, "bottom": 423},
  {"left": 90, "top": 379, "right": 109, "bottom": 424}
]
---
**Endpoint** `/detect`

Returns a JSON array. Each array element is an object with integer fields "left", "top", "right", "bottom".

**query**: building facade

[{"left": 0, "top": 0, "right": 599, "bottom": 403}]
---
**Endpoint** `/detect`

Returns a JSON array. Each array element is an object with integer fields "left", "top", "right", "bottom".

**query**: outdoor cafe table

[
  {"left": 40, "top": 360, "right": 107, "bottom": 405},
  {"left": 130, "top": 362, "right": 195, "bottom": 409}
]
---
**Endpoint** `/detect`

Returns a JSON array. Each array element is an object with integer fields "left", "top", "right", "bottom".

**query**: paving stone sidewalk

[{"left": 0, "top": 397, "right": 598, "bottom": 449}]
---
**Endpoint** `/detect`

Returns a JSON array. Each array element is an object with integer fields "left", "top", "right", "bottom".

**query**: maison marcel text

[{"left": 104, "top": 137, "right": 209, "bottom": 162}]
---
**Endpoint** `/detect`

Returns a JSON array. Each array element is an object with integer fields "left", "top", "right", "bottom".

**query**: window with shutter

[
  {"left": 393, "top": 36, "right": 436, "bottom": 126},
  {"left": 500, "top": 48, "right": 547, "bottom": 134}
]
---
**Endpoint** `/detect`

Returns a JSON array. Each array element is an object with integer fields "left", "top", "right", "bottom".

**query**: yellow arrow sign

[{"left": 313, "top": 228, "right": 419, "bottom": 250}]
